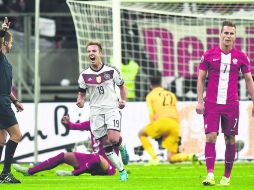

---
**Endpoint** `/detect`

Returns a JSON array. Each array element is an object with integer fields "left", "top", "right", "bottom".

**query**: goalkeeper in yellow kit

[{"left": 138, "top": 76, "right": 199, "bottom": 165}]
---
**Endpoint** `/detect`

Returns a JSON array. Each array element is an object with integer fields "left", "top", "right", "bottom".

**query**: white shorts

[{"left": 90, "top": 110, "right": 122, "bottom": 139}]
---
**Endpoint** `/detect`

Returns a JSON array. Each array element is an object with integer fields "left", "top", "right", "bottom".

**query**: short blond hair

[{"left": 85, "top": 40, "right": 102, "bottom": 52}]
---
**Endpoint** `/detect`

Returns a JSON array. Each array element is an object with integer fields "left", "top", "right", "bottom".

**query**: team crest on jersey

[
  {"left": 104, "top": 73, "right": 110, "bottom": 80},
  {"left": 232, "top": 58, "right": 238, "bottom": 65},
  {"left": 96, "top": 76, "right": 102, "bottom": 83}
]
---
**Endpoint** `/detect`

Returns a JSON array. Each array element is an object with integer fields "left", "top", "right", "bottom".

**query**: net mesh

[{"left": 67, "top": 0, "right": 254, "bottom": 101}]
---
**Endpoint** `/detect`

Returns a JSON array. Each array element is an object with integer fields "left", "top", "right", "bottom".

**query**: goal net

[{"left": 66, "top": 0, "right": 254, "bottom": 101}]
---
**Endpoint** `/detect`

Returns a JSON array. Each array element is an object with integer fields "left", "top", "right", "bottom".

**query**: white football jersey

[{"left": 78, "top": 64, "right": 124, "bottom": 115}]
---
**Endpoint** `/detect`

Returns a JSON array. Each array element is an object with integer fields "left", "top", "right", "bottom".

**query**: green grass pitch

[{"left": 1, "top": 162, "right": 254, "bottom": 190}]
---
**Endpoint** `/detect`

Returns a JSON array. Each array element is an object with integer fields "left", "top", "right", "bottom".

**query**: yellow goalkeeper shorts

[{"left": 143, "top": 117, "right": 180, "bottom": 153}]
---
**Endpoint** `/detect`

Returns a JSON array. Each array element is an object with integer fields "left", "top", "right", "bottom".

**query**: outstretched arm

[{"left": 62, "top": 115, "right": 90, "bottom": 131}]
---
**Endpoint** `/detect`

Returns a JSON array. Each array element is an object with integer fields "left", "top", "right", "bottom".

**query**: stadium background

[{"left": 0, "top": 0, "right": 254, "bottom": 163}]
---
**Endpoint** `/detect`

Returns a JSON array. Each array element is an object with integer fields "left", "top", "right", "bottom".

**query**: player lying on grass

[{"left": 14, "top": 115, "right": 129, "bottom": 178}]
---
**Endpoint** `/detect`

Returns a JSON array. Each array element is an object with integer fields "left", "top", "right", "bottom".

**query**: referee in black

[{"left": 0, "top": 17, "right": 24, "bottom": 184}]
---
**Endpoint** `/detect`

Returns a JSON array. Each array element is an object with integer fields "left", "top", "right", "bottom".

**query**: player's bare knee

[
  {"left": 206, "top": 133, "right": 217, "bottom": 143},
  {"left": 11, "top": 133, "right": 22, "bottom": 143},
  {"left": 107, "top": 136, "right": 120, "bottom": 145},
  {"left": 109, "top": 139, "right": 118, "bottom": 145},
  {"left": 0, "top": 130, "right": 7, "bottom": 143},
  {"left": 107, "top": 131, "right": 120, "bottom": 144},
  {"left": 224, "top": 135, "right": 235, "bottom": 145},
  {"left": 0, "top": 137, "right": 7, "bottom": 145}
]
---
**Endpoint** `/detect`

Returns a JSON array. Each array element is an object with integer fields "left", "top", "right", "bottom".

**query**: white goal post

[{"left": 66, "top": 0, "right": 254, "bottom": 101}]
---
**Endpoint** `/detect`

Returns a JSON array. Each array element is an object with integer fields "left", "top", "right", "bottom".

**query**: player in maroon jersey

[
  {"left": 14, "top": 115, "right": 118, "bottom": 176},
  {"left": 196, "top": 20, "right": 254, "bottom": 186}
]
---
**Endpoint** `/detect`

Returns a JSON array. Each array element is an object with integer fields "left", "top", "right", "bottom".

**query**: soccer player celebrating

[
  {"left": 138, "top": 76, "right": 200, "bottom": 165},
  {"left": 14, "top": 115, "right": 117, "bottom": 177},
  {"left": 196, "top": 20, "right": 254, "bottom": 186},
  {"left": 76, "top": 40, "right": 129, "bottom": 181},
  {"left": 0, "top": 17, "right": 24, "bottom": 184}
]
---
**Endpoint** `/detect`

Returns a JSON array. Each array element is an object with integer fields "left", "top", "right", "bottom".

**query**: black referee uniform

[{"left": 0, "top": 30, "right": 18, "bottom": 130}]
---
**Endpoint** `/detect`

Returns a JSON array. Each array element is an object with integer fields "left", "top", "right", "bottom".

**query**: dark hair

[
  {"left": 85, "top": 40, "right": 102, "bottom": 52},
  {"left": 221, "top": 20, "right": 236, "bottom": 33},
  {"left": 150, "top": 76, "right": 162, "bottom": 86}
]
